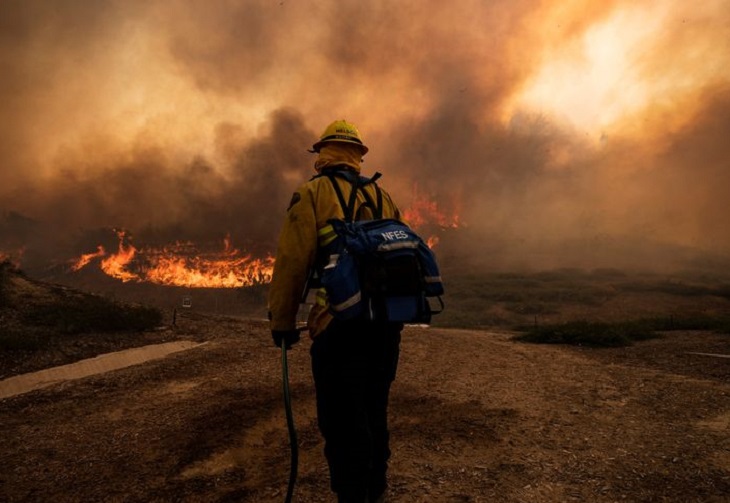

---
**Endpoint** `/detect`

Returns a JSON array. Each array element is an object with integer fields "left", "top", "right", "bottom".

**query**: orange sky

[{"left": 2, "top": 0, "right": 729, "bottom": 271}]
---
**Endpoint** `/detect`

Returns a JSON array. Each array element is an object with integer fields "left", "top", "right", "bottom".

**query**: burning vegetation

[
  {"left": 70, "top": 230, "right": 274, "bottom": 289},
  {"left": 64, "top": 192, "right": 451, "bottom": 289}
]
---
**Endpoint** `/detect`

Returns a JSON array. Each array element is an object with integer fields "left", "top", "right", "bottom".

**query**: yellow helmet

[{"left": 311, "top": 119, "right": 369, "bottom": 154}]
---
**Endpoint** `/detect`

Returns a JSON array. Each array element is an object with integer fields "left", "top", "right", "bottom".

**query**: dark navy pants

[{"left": 310, "top": 319, "right": 402, "bottom": 502}]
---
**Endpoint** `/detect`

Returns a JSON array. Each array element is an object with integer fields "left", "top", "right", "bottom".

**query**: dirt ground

[{"left": 1, "top": 312, "right": 729, "bottom": 502}]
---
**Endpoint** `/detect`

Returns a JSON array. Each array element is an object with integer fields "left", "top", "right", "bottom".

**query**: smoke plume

[{"left": 2, "top": 0, "right": 729, "bottom": 275}]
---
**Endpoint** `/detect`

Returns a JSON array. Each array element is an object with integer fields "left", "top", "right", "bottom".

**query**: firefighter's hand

[{"left": 272, "top": 329, "right": 300, "bottom": 349}]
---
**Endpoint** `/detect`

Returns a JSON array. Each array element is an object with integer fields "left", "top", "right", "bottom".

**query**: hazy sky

[{"left": 2, "top": 0, "right": 729, "bottom": 270}]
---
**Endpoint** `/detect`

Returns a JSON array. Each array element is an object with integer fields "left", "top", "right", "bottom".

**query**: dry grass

[
  {"left": 1, "top": 261, "right": 162, "bottom": 351},
  {"left": 434, "top": 267, "right": 730, "bottom": 336}
]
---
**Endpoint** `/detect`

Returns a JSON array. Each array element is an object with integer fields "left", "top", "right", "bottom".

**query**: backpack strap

[
  {"left": 328, "top": 173, "right": 353, "bottom": 221},
  {"left": 356, "top": 180, "right": 383, "bottom": 220},
  {"left": 315, "top": 168, "right": 383, "bottom": 222}
]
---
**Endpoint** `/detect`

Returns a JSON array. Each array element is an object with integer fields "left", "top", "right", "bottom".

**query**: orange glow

[
  {"left": 508, "top": 0, "right": 730, "bottom": 137},
  {"left": 71, "top": 245, "right": 106, "bottom": 271},
  {"left": 0, "top": 248, "right": 25, "bottom": 267},
  {"left": 6, "top": 1, "right": 730, "bottom": 270},
  {"left": 71, "top": 231, "right": 274, "bottom": 288},
  {"left": 403, "top": 185, "right": 460, "bottom": 230},
  {"left": 403, "top": 184, "right": 460, "bottom": 249},
  {"left": 143, "top": 254, "right": 274, "bottom": 288},
  {"left": 512, "top": 6, "right": 662, "bottom": 133},
  {"left": 100, "top": 230, "right": 139, "bottom": 282}
]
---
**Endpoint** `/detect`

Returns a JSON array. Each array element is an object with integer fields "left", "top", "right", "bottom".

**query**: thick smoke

[
  {"left": 1, "top": 0, "right": 730, "bottom": 275},
  {"left": 5, "top": 109, "right": 313, "bottom": 264}
]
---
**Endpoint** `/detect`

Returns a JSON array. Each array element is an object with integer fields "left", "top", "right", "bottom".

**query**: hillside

[
  {"left": 0, "top": 261, "right": 164, "bottom": 378},
  {"left": 1, "top": 263, "right": 729, "bottom": 501}
]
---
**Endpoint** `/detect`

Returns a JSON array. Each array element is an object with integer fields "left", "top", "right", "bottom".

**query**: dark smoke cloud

[
  {"left": 1, "top": 0, "right": 730, "bottom": 275},
  {"left": 5, "top": 109, "right": 314, "bottom": 265}
]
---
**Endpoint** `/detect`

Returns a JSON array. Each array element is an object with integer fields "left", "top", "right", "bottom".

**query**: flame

[
  {"left": 0, "top": 248, "right": 25, "bottom": 267},
  {"left": 71, "top": 231, "right": 274, "bottom": 288},
  {"left": 100, "top": 230, "right": 139, "bottom": 282},
  {"left": 143, "top": 251, "right": 274, "bottom": 288},
  {"left": 69, "top": 188, "right": 458, "bottom": 282},
  {"left": 70, "top": 245, "right": 106, "bottom": 271},
  {"left": 403, "top": 185, "right": 460, "bottom": 230},
  {"left": 403, "top": 184, "right": 461, "bottom": 249}
]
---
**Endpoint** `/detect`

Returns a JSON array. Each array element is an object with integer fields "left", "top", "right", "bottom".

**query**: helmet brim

[{"left": 311, "top": 138, "right": 369, "bottom": 155}]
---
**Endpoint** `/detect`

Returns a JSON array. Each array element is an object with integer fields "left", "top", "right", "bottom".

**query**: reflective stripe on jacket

[{"left": 268, "top": 167, "right": 401, "bottom": 337}]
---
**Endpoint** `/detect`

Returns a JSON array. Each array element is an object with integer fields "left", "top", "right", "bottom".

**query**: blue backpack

[{"left": 315, "top": 169, "right": 444, "bottom": 323}]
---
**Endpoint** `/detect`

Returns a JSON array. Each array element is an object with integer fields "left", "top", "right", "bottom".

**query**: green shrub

[
  {"left": 639, "top": 315, "right": 730, "bottom": 333},
  {"left": 504, "top": 302, "right": 558, "bottom": 315},
  {"left": 514, "top": 320, "right": 658, "bottom": 347},
  {"left": 715, "top": 285, "right": 730, "bottom": 300},
  {"left": 617, "top": 280, "right": 730, "bottom": 299},
  {"left": 514, "top": 315, "right": 730, "bottom": 348}
]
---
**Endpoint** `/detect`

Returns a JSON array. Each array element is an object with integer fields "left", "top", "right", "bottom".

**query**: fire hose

[
  {"left": 281, "top": 337, "right": 299, "bottom": 503},
  {"left": 280, "top": 277, "right": 314, "bottom": 502}
]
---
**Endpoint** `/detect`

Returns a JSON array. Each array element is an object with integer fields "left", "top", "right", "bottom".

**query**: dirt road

[{"left": 1, "top": 313, "right": 729, "bottom": 502}]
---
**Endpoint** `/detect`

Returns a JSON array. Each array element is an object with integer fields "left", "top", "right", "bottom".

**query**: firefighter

[{"left": 269, "top": 119, "right": 403, "bottom": 503}]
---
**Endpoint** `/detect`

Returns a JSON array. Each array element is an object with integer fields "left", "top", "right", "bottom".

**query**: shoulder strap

[
  {"left": 329, "top": 174, "right": 352, "bottom": 221},
  {"left": 316, "top": 168, "right": 383, "bottom": 222},
  {"left": 356, "top": 179, "right": 383, "bottom": 220}
]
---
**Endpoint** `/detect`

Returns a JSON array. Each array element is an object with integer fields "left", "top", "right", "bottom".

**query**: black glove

[{"left": 272, "top": 329, "right": 300, "bottom": 349}]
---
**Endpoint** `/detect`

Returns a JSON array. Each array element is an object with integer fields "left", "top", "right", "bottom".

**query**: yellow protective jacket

[{"left": 268, "top": 165, "right": 402, "bottom": 338}]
